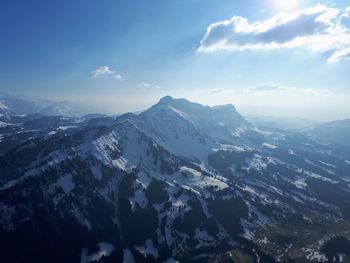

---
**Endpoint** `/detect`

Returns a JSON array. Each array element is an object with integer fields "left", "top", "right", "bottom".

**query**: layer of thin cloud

[
  {"left": 246, "top": 84, "right": 331, "bottom": 96},
  {"left": 198, "top": 4, "right": 350, "bottom": 63},
  {"left": 252, "top": 83, "right": 286, "bottom": 91},
  {"left": 209, "top": 88, "right": 226, "bottom": 94},
  {"left": 192, "top": 83, "right": 334, "bottom": 101},
  {"left": 138, "top": 82, "right": 161, "bottom": 89},
  {"left": 91, "top": 66, "right": 123, "bottom": 80},
  {"left": 166, "top": 85, "right": 348, "bottom": 121},
  {"left": 208, "top": 83, "right": 291, "bottom": 94}
]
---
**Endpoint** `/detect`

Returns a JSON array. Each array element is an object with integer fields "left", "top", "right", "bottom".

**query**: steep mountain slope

[
  {"left": 0, "top": 97, "right": 350, "bottom": 263},
  {"left": 0, "top": 119, "right": 252, "bottom": 262},
  {"left": 122, "top": 96, "right": 264, "bottom": 160}
]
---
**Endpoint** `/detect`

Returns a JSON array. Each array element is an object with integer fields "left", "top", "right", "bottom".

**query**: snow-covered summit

[{"left": 142, "top": 96, "right": 261, "bottom": 144}]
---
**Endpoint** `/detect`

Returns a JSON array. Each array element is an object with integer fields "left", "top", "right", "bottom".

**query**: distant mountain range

[
  {"left": 246, "top": 115, "right": 321, "bottom": 131},
  {"left": 0, "top": 93, "right": 97, "bottom": 118},
  {"left": 302, "top": 119, "right": 350, "bottom": 147},
  {"left": 0, "top": 96, "right": 349, "bottom": 262}
]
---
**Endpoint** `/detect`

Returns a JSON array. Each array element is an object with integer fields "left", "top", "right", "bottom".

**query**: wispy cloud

[
  {"left": 252, "top": 83, "right": 287, "bottom": 91},
  {"left": 91, "top": 66, "right": 123, "bottom": 80},
  {"left": 206, "top": 83, "right": 331, "bottom": 97},
  {"left": 91, "top": 66, "right": 114, "bottom": 78},
  {"left": 209, "top": 88, "right": 227, "bottom": 94},
  {"left": 246, "top": 83, "right": 332, "bottom": 97},
  {"left": 198, "top": 4, "right": 350, "bottom": 63},
  {"left": 138, "top": 82, "right": 161, "bottom": 89}
]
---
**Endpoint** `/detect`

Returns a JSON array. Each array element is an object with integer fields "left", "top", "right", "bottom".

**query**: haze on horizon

[{"left": 1, "top": 0, "right": 350, "bottom": 121}]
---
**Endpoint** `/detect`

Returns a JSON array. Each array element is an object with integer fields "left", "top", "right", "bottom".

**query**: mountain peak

[
  {"left": 158, "top": 95, "right": 175, "bottom": 104},
  {"left": 158, "top": 96, "right": 237, "bottom": 112}
]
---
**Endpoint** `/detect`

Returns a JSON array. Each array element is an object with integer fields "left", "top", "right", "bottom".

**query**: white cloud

[
  {"left": 252, "top": 83, "right": 285, "bottom": 91},
  {"left": 138, "top": 82, "right": 150, "bottom": 88},
  {"left": 91, "top": 66, "right": 123, "bottom": 80},
  {"left": 112, "top": 74, "right": 123, "bottom": 81},
  {"left": 328, "top": 47, "right": 350, "bottom": 63},
  {"left": 198, "top": 4, "right": 350, "bottom": 62},
  {"left": 138, "top": 82, "right": 161, "bottom": 89},
  {"left": 92, "top": 66, "right": 115, "bottom": 78}
]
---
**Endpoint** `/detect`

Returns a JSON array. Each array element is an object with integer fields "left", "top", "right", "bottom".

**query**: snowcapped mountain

[
  {"left": 0, "top": 96, "right": 350, "bottom": 263},
  {"left": 143, "top": 96, "right": 261, "bottom": 143},
  {"left": 119, "top": 96, "right": 263, "bottom": 160}
]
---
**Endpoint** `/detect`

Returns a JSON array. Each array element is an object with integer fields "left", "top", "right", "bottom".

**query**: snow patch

[
  {"left": 57, "top": 173, "right": 75, "bottom": 194},
  {"left": 180, "top": 166, "right": 202, "bottom": 177},
  {"left": 168, "top": 105, "right": 189, "bottom": 120},
  {"left": 288, "top": 149, "right": 296, "bottom": 155},
  {"left": 262, "top": 143, "right": 277, "bottom": 149},
  {"left": 136, "top": 239, "right": 159, "bottom": 258},
  {"left": 174, "top": 166, "right": 229, "bottom": 194},
  {"left": 231, "top": 126, "right": 248, "bottom": 137},
  {"left": 302, "top": 248, "right": 326, "bottom": 262},
  {"left": 318, "top": 160, "right": 336, "bottom": 168},
  {"left": 129, "top": 188, "right": 148, "bottom": 210},
  {"left": 58, "top": 126, "right": 78, "bottom": 130},
  {"left": 306, "top": 171, "right": 338, "bottom": 184},
  {"left": 113, "top": 157, "right": 128, "bottom": 170},
  {"left": 81, "top": 242, "right": 115, "bottom": 263},
  {"left": 0, "top": 121, "right": 12, "bottom": 127},
  {"left": 219, "top": 144, "right": 246, "bottom": 152},
  {"left": 48, "top": 131, "right": 57, "bottom": 136},
  {"left": 294, "top": 178, "right": 307, "bottom": 189},
  {"left": 247, "top": 154, "right": 267, "bottom": 171}
]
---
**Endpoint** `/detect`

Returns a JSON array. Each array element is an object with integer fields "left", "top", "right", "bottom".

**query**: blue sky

[{"left": 0, "top": 0, "right": 349, "bottom": 120}]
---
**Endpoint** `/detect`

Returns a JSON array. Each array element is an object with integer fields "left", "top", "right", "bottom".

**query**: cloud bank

[{"left": 198, "top": 4, "right": 350, "bottom": 62}]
